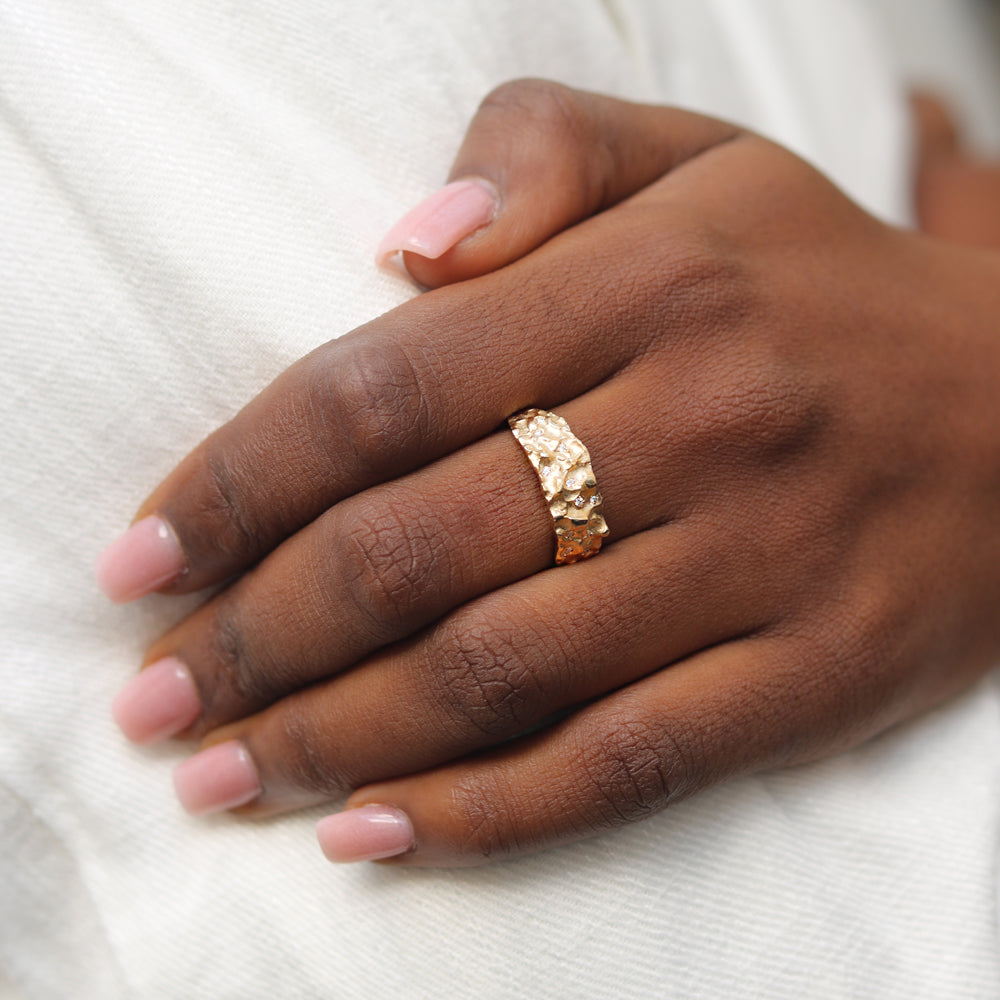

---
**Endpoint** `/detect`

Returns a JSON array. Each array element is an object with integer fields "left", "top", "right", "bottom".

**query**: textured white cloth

[
  {"left": 873, "top": 0, "right": 1000, "bottom": 153},
  {"left": 2, "top": 1, "right": 999, "bottom": 997}
]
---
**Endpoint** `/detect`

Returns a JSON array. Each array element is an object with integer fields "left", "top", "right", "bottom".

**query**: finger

[
  {"left": 911, "top": 91, "right": 961, "bottom": 164},
  {"left": 168, "top": 512, "right": 783, "bottom": 817},
  {"left": 375, "top": 78, "right": 739, "bottom": 287},
  {"left": 119, "top": 374, "right": 680, "bottom": 738},
  {"left": 96, "top": 120, "right": 760, "bottom": 609},
  {"left": 95, "top": 85, "right": 743, "bottom": 604},
  {"left": 122, "top": 324, "right": 801, "bottom": 742},
  {"left": 319, "top": 629, "right": 898, "bottom": 867},
  {"left": 128, "top": 425, "right": 551, "bottom": 740},
  {"left": 95, "top": 218, "right": 648, "bottom": 602}
]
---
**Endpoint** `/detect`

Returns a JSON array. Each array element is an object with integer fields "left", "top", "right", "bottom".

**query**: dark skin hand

[{"left": 104, "top": 81, "right": 1000, "bottom": 866}]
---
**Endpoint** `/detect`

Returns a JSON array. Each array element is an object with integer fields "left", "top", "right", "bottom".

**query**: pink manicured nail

[
  {"left": 375, "top": 178, "right": 498, "bottom": 264},
  {"left": 112, "top": 657, "right": 201, "bottom": 744},
  {"left": 173, "top": 741, "right": 262, "bottom": 816},
  {"left": 316, "top": 804, "right": 415, "bottom": 863},
  {"left": 95, "top": 515, "right": 186, "bottom": 603}
]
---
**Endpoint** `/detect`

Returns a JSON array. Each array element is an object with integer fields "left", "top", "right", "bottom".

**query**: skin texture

[{"left": 121, "top": 80, "right": 1000, "bottom": 866}]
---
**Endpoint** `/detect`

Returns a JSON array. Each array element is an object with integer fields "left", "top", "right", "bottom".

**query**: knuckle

[
  {"left": 200, "top": 441, "right": 269, "bottom": 557},
  {"left": 209, "top": 599, "right": 290, "bottom": 711},
  {"left": 339, "top": 496, "right": 453, "bottom": 634},
  {"left": 655, "top": 225, "right": 747, "bottom": 328},
  {"left": 448, "top": 774, "right": 525, "bottom": 863},
  {"left": 480, "top": 79, "right": 588, "bottom": 139},
  {"left": 576, "top": 714, "right": 693, "bottom": 826},
  {"left": 615, "top": 222, "right": 751, "bottom": 360},
  {"left": 477, "top": 79, "right": 598, "bottom": 199},
  {"left": 432, "top": 614, "right": 554, "bottom": 740},
  {"left": 278, "top": 700, "right": 356, "bottom": 795},
  {"left": 663, "top": 335, "right": 827, "bottom": 472},
  {"left": 635, "top": 228, "right": 829, "bottom": 468},
  {"left": 310, "top": 336, "right": 431, "bottom": 481},
  {"left": 706, "top": 361, "right": 824, "bottom": 463}
]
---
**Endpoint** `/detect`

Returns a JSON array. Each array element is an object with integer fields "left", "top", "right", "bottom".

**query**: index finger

[{"left": 94, "top": 94, "right": 741, "bottom": 601}]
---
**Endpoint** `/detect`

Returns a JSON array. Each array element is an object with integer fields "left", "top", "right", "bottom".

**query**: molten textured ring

[{"left": 508, "top": 408, "right": 609, "bottom": 565}]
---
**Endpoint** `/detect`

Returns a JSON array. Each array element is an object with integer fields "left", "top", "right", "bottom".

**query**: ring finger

[{"left": 116, "top": 351, "right": 751, "bottom": 746}]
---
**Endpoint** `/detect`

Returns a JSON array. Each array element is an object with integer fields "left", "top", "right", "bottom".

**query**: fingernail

[
  {"left": 375, "top": 178, "right": 498, "bottom": 265},
  {"left": 316, "top": 804, "right": 415, "bottom": 863},
  {"left": 173, "top": 740, "right": 261, "bottom": 816},
  {"left": 112, "top": 657, "right": 201, "bottom": 744},
  {"left": 95, "top": 515, "right": 186, "bottom": 603}
]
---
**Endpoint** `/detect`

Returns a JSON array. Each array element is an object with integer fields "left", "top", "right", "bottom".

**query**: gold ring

[{"left": 508, "top": 408, "right": 609, "bottom": 565}]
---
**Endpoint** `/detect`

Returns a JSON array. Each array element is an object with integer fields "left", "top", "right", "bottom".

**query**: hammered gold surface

[{"left": 508, "top": 408, "right": 609, "bottom": 565}]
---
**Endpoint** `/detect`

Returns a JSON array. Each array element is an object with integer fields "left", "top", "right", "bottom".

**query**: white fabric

[
  {"left": 1, "top": 1, "right": 998, "bottom": 997},
  {"left": 873, "top": 0, "right": 1000, "bottom": 153}
]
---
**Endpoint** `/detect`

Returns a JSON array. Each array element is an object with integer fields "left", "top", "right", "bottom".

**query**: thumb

[{"left": 376, "top": 78, "right": 739, "bottom": 288}]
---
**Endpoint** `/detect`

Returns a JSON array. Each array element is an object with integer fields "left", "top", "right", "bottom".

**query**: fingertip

[
  {"left": 173, "top": 740, "right": 262, "bottom": 816},
  {"left": 112, "top": 656, "right": 201, "bottom": 744},
  {"left": 95, "top": 515, "right": 187, "bottom": 603},
  {"left": 316, "top": 804, "right": 416, "bottom": 863}
]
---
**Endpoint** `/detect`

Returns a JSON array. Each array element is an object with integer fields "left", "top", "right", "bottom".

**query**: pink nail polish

[
  {"left": 316, "top": 804, "right": 415, "bottom": 863},
  {"left": 173, "top": 741, "right": 261, "bottom": 816},
  {"left": 95, "top": 515, "right": 186, "bottom": 603},
  {"left": 112, "top": 657, "right": 201, "bottom": 744},
  {"left": 375, "top": 178, "right": 498, "bottom": 264}
]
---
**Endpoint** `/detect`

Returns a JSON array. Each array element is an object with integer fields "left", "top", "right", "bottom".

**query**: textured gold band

[{"left": 508, "top": 408, "right": 609, "bottom": 565}]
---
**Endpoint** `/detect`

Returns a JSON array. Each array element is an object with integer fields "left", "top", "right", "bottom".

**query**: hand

[{"left": 98, "top": 80, "right": 1000, "bottom": 867}]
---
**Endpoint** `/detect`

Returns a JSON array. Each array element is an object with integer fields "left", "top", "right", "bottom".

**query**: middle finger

[{"left": 134, "top": 369, "right": 685, "bottom": 740}]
